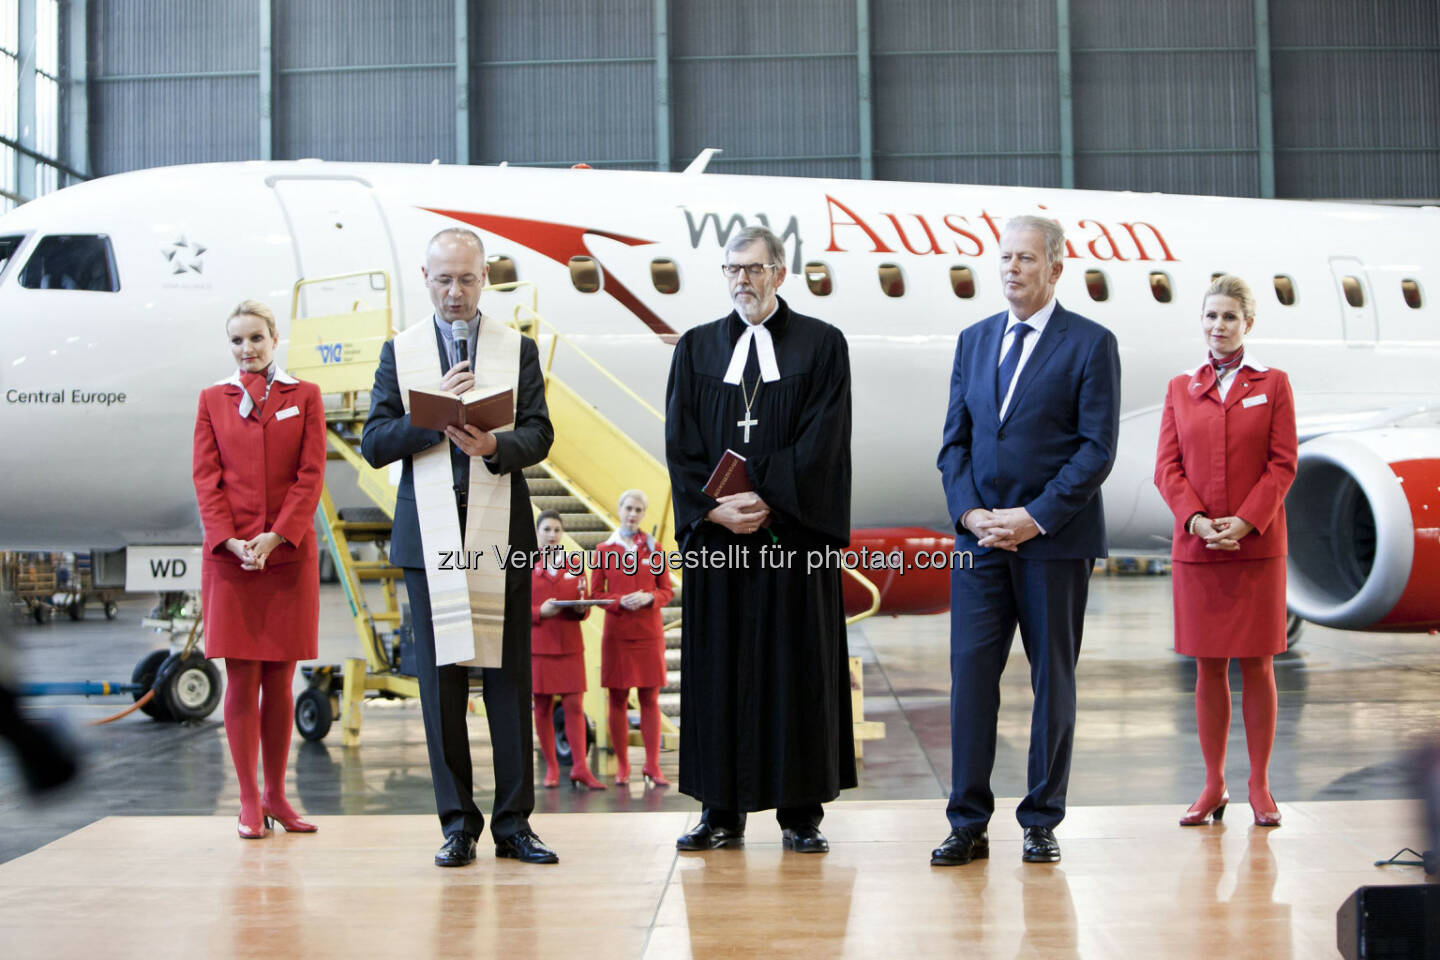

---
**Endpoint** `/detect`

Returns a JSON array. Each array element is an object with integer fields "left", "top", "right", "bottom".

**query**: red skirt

[
  {"left": 201, "top": 551, "right": 319, "bottom": 661},
  {"left": 601, "top": 634, "right": 667, "bottom": 690},
  {"left": 532, "top": 652, "right": 587, "bottom": 695},
  {"left": 1172, "top": 557, "right": 1287, "bottom": 658}
]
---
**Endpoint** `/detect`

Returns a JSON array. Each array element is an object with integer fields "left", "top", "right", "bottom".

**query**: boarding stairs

[{"left": 288, "top": 272, "right": 882, "bottom": 762}]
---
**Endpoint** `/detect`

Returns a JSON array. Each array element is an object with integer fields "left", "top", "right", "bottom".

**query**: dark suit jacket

[
  {"left": 361, "top": 322, "right": 553, "bottom": 570},
  {"left": 937, "top": 302, "right": 1121, "bottom": 560}
]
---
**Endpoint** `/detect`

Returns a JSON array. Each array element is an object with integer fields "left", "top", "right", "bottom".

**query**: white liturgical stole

[{"left": 393, "top": 314, "right": 519, "bottom": 668}]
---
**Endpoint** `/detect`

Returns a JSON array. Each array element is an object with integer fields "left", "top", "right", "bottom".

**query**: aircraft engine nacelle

[
  {"left": 842, "top": 527, "right": 956, "bottom": 617},
  {"left": 1286, "top": 429, "right": 1440, "bottom": 632}
]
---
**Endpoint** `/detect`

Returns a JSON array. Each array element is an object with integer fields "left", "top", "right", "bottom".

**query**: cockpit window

[
  {"left": 0, "top": 235, "right": 24, "bottom": 280},
  {"left": 18, "top": 234, "right": 121, "bottom": 292}
]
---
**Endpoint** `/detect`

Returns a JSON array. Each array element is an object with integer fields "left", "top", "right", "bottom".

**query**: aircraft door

[
  {"left": 269, "top": 176, "right": 403, "bottom": 320},
  {"left": 1328, "top": 257, "right": 1377, "bottom": 343}
]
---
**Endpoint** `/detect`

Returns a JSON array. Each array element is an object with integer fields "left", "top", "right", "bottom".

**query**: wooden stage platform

[{"left": 0, "top": 799, "right": 1428, "bottom": 958}]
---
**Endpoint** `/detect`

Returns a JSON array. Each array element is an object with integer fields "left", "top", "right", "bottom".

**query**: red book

[{"left": 703, "top": 449, "right": 752, "bottom": 499}]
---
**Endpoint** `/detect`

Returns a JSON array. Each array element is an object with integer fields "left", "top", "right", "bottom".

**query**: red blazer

[
  {"left": 530, "top": 564, "right": 589, "bottom": 655},
  {"left": 1154, "top": 360, "right": 1297, "bottom": 563},
  {"left": 588, "top": 532, "right": 674, "bottom": 641},
  {"left": 192, "top": 371, "right": 327, "bottom": 566}
]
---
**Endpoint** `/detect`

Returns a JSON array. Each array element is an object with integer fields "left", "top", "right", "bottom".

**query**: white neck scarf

[{"left": 722, "top": 317, "right": 781, "bottom": 384}]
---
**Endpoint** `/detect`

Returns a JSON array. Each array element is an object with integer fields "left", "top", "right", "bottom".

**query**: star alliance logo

[{"left": 161, "top": 236, "right": 206, "bottom": 275}]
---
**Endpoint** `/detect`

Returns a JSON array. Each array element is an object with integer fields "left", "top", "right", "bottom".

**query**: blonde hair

[
  {"left": 618, "top": 489, "right": 648, "bottom": 511},
  {"left": 1204, "top": 274, "right": 1256, "bottom": 321},
  {"left": 226, "top": 299, "right": 277, "bottom": 339}
]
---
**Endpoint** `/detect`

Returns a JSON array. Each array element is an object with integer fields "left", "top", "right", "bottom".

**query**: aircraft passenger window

[
  {"left": 1402, "top": 279, "right": 1422, "bottom": 309},
  {"left": 1085, "top": 269, "right": 1109, "bottom": 302},
  {"left": 804, "top": 261, "right": 833, "bottom": 296},
  {"left": 18, "top": 235, "right": 120, "bottom": 292},
  {"left": 1273, "top": 275, "right": 1296, "bottom": 306},
  {"left": 0, "top": 235, "right": 24, "bottom": 281},
  {"left": 486, "top": 255, "right": 517, "bottom": 285},
  {"left": 1149, "top": 272, "right": 1173, "bottom": 303},
  {"left": 650, "top": 258, "right": 680, "bottom": 294},
  {"left": 569, "top": 256, "right": 601, "bottom": 293},
  {"left": 949, "top": 266, "right": 976, "bottom": 299},
  {"left": 878, "top": 263, "right": 905, "bottom": 298},
  {"left": 1341, "top": 276, "right": 1364, "bottom": 308}
]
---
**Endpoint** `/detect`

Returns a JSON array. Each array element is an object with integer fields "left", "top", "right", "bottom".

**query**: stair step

[
  {"left": 557, "top": 513, "right": 609, "bottom": 532},
  {"left": 527, "top": 479, "right": 569, "bottom": 497},
  {"left": 531, "top": 495, "right": 588, "bottom": 513},
  {"left": 665, "top": 649, "right": 681, "bottom": 670},
  {"left": 658, "top": 693, "right": 681, "bottom": 718},
  {"left": 523, "top": 466, "right": 549, "bottom": 480},
  {"left": 570, "top": 531, "right": 609, "bottom": 550}
]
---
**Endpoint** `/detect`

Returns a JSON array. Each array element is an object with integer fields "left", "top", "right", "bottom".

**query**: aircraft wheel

[
  {"left": 104, "top": 601, "right": 119, "bottom": 620},
  {"left": 1285, "top": 613, "right": 1304, "bottom": 650},
  {"left": 162, "top": 652, "right": 223, "bottom": 722},
  {"left": 68, "top": 600, "right": 84, "bottom": 621},
  {"left": 131, "top": 650, "right": 176, "bottom": 721},
  {"left": 32, "top": 603, "right": 48, "bottom": 624},
  {"left": 295, "top": 687, "right": 333, "bottom": 741}
]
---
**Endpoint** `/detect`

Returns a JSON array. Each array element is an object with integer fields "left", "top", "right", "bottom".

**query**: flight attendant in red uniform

[
  {"left": 589, "top": 490, "right": 674, "bottom": 786},
  {"left": 192, "top": 300, "right": 327, "bottom": 839},
  {"left": 1155, "top": 275, "right": 1298, "bottom": 828},
  {"left": 530, "top": 510, "right": 605, "bottom": 790}
]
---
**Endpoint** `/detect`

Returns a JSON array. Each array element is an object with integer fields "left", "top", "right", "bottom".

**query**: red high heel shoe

[
  {"left": 614, "top": 759, "right": 631, "bottom": 786},
  {"left": 237, "top": 815, "right": 271, "bottom": 840},
  {"left": 1179, "top": 791, "right": 1229, "bottom": 826},
  {"left": 642, "top": 765, "right": 670, "bottom": 787},
  {"left": 263, "top": 805, "right": 318, "bottom": 833},
  {"left": 543, "top": 769, "right": 560, "bottom": 788},
  {"left": 569, "top": 769, "right": 608, "bottom": 791},
  {"left": 1249, "top": 790, "right": 1281, "bottom": 827}
]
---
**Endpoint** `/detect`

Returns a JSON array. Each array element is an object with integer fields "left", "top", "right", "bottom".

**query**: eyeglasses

[{"left": 720, "top": 263, "right": 777, "bottom": 279}]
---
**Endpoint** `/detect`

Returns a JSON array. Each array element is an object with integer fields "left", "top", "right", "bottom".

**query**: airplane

[{"left": 0, "top": 156, "right": 1436, "bottom": 633}]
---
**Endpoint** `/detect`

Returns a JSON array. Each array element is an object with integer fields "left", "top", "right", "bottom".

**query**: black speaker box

[{"left": 1337, "top": 884, "right": 1440, "bottom": 959}]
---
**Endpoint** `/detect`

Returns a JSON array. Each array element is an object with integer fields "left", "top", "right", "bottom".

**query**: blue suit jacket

[
  {"left": 937, "top": 302, "right": 1121, "bottom": 560},
  {"left": 361, "top": 323, "right": 553, "bottom": 570}
]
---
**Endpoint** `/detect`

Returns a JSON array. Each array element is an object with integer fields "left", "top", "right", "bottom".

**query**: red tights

[
  {"left": 223, "top": 658, "right": 300, "bottom": 826},
  {"left": 1193, "top": 656, "right": 1277, "bottom": 811},
  {"left": 533, "top": 693, "right": 601, "bottom": 787},
  {"left": 608, "top": 686, "right": 663, "bottom": 782}
]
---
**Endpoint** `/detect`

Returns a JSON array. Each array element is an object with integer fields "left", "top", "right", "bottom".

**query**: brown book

[
  {"left": 408, "top": 385, "right": 513, "bottom": 432},
  {"left": 703, "top": 449, "right": 752, "bottom": 499}
]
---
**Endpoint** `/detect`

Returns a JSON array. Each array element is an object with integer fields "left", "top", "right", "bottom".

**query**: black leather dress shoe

[
  {"left": 434, "top": 833, "right": 477, "bottom": 867},
  {"left": 675, "top": 822, "right": 745, "bottom": 851},
  {"left": 495, "top": 830, "right": 559, "bottom": 864},
  {"left": 930, "top": 827, "right": 989, "bottom": 866},
  {"left": 781, "top": 826, "right": 829, "bottom": 853},
  {"left": 1022, "top": 826, "right": 1061, "bottom": 863}
]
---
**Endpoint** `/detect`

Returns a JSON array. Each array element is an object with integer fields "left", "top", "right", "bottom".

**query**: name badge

[
  {"left": 1241, "top": 393, "right": 1268, "bottom": 408},
  {"left": 275, "top": 405, "right": 300, "bottom": 420}
]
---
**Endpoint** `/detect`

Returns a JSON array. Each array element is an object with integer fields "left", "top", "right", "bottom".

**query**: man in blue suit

[{"left": 932, "top": 215, "right": 1120, "bottom": 866}]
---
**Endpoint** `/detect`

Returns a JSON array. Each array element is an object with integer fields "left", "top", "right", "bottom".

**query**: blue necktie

[{"left": 996, "top": 321, "right": 1033, "bottom": 411}]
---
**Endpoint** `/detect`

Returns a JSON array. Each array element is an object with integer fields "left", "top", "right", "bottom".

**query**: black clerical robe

[{"left": 664, "top": 296, "right": 857, "bottom": 812}]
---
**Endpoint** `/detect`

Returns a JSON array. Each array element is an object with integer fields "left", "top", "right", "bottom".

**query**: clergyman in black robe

[{"left": 664, "top": 225, "right": 856, "bottom": 854}]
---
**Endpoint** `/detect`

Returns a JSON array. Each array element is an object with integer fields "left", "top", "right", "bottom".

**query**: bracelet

[{"left": 1186, "top": 514, "right": 1202, "bottom": 536}]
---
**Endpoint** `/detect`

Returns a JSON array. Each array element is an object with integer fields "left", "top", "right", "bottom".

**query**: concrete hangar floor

[{"left": 1, "top": 574, "right": 1434, "bottom": 958}]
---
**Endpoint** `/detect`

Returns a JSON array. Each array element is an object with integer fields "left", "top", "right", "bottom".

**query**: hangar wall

[{"left": 52, "top": 0, "right": 1440, "bottom": 199}]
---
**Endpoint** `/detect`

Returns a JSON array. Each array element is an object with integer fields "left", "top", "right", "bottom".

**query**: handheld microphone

[{"left": 450, "top": 320, "right": 469, "bottom": 368}]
